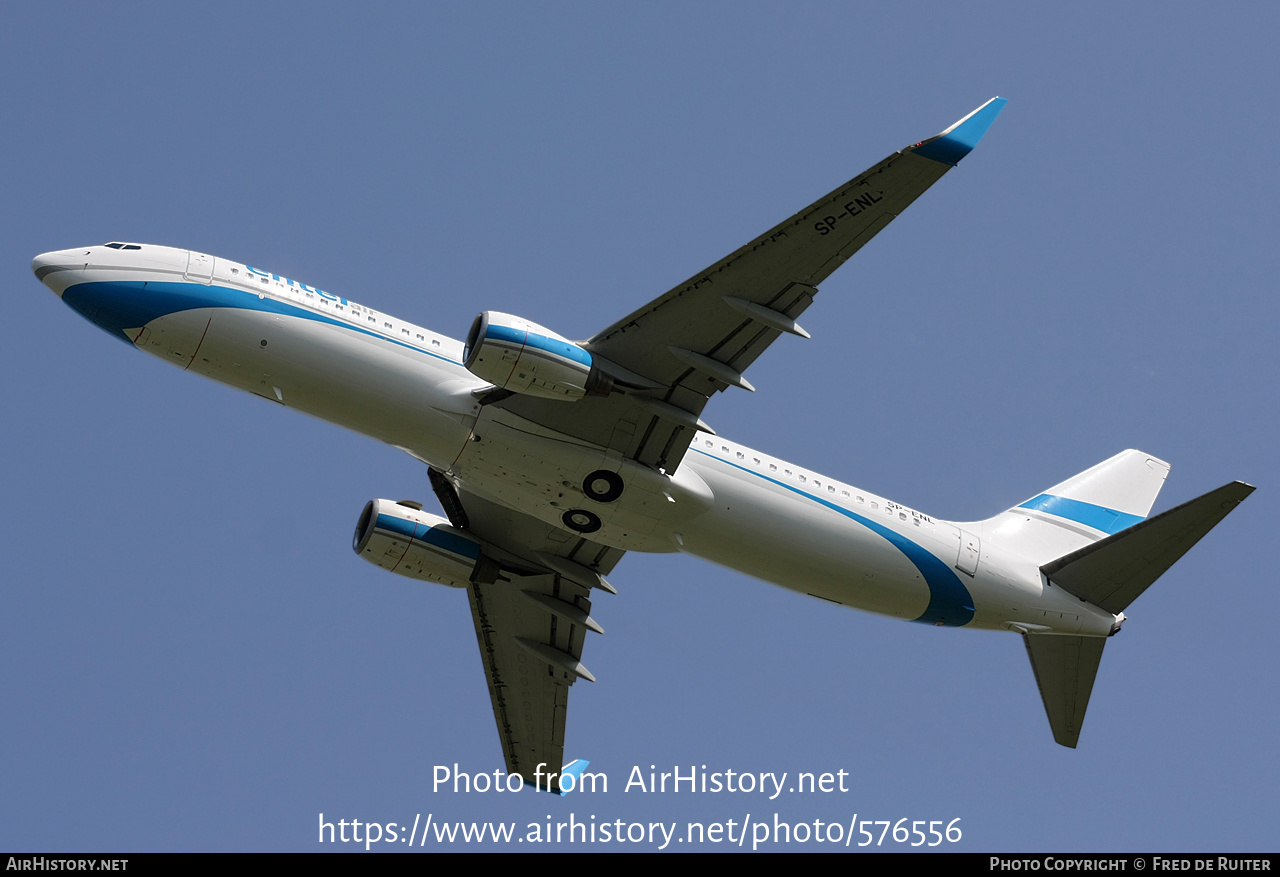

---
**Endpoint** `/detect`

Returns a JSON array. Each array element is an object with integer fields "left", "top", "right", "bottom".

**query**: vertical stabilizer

[
  {"left": 985, "top": 450, "right": 1171, "bottom": 565},
  {"left": 1024, "top": 449, "right": 1170, "bottom": 529},
  {"left": 1024, "top": 634, "right": 1106, "bottom": 748}
]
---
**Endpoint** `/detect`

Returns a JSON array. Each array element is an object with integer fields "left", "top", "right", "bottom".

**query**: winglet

[
  {"left": 910, "top": 97, "right": 1008, "bottom": 166},
  {"left": 557, "top": 759, "right": 591, "bottom": 796}
]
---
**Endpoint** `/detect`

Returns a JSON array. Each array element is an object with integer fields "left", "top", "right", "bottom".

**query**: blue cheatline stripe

[
  {"left": 691, "top": 449, "right": 974, "bottom": 627},
  {"left": 61, "top": 280, "right": 458, "bottom": 364},
  {"left": 375, "top": 514, "right": 480, "bottom": 560},
  {"left": 1018, "top": 494, "right": 1144, "bottom": 535},
  {"left": 484, "top": 323, "right": 592, "bottom": 366}
]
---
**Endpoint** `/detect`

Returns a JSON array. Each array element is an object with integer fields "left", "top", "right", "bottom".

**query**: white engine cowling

[
  {"left": 353, "top": 499, "right": 483, "bottom": 588},
  {"left": 463, "top": 311, "right": 610, "bottom": 400}
]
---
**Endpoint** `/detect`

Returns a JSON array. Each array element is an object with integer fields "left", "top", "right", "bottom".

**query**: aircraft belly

[
  {"left": 186, "top": 309, "right": 473, "bottom": 464},
  {"left": 679, "top": 457, "right": 934, "bottom": 620},
  {"left": 449, "top": 407, "right": 712, "bottom": 554},
  {"left": 965, "top": 577, "right": 1114, "bottom": 636},
  {"left": 131, "top": 308, "right": 211, "bottom": 369}
]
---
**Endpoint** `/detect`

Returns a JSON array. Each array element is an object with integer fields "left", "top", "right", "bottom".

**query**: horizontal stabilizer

[
  {"left": 1024, "top": 634, "right": 1106, "bottom": 748},
  {"left": 1040, "top": 481, "right": 1254, "bottom": 613}
]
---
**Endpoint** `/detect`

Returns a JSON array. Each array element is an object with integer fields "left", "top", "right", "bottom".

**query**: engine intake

[{"left": 354, "top": 499, "right": 485, "bottom": 587}]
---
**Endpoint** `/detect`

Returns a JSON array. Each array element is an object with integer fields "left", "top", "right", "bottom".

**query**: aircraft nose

[
  {"left": 32, "top": 251, "right": 59, "bottom": 278},
  {"left": 32, "top": 249, "right": 87, "bottom": 295}
]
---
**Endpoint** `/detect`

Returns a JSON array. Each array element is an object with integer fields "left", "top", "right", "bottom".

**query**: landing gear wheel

[
  {"left": 561, "top": 509, "right": 603, "bottom": 533},
  {"left": 582, "top": 469, "right": 624, "bottom": 503}
]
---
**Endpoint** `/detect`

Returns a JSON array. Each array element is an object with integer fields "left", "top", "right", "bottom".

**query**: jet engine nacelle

[
  {"left": 353, "top": 499, "right": 488, "bottom": 587},
  {"left": 463, "top": 311, "right": 611, "bottom": 400}
]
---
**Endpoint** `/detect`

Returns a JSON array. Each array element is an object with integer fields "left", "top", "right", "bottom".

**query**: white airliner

[{"left": 33, "top": 98, "right": 1251, "bottom": 790}]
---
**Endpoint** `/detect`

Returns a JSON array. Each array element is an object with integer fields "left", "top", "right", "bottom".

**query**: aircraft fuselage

[{"left": 34, "top": 242, "right": 1119, "bottom": 638}]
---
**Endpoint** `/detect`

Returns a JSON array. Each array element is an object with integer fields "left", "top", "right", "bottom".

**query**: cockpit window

[
  {"left": 105, "top": 242, "right": 124, "bottom": 249},
  {"left": 103, "top": 243, "right": 142, "bottom": 250}
]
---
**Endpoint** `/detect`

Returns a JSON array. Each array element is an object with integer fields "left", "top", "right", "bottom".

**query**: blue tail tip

[{"left": 911, "top": 97, "right": 1008, "bottom": 166}]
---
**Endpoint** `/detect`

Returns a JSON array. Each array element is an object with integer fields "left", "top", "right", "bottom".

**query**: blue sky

[{"left": 2, "top": 2, "right": 1277, "bottom": 852}]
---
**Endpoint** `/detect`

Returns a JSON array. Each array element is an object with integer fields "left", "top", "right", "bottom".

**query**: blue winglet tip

[
  {"left": 911, "top": 96, "right": 1007, "bottom": 166},
  {"left": 557, "top": 758, "right": 590, "bottom": 796}
]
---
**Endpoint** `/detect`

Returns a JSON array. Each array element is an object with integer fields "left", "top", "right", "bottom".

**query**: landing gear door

[
  {"left": 956, "top": 529, "right": 980, "bottom": 576},
  {"left": 185, "top": 250, "right": 215, "bottom": 285}
]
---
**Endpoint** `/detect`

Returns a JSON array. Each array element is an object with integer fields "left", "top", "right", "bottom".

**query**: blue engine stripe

[
  {"left": 484, "top": 323, "right": 592, "bottom": 366},
  {"left": 375, "top": 513, "right": 481, "bottom": 560},
  {"left": 61, "top": 280, "right": 458, "bottom": 365},
  {"left": 691, "top": 448, "right": 974, "bottom": 627},
  {"left": 1018, "top": 494, "right": 1144, "bottom": 535}
]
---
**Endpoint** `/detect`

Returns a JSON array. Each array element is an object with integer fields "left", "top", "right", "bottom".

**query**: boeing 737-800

[{"left": 32, "top": 98, "right": 1252, "bottom": 791}]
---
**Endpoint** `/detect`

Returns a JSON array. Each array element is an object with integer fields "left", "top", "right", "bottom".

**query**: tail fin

[{"left": 986, "top": 450, "right": 1171, "bottom": 565}]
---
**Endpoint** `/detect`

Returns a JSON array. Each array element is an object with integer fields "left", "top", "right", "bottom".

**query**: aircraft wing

[
  {"left": 493, "top": 97, "right": 1007, "bottom": 474},
  {"left": 444, "top": 100, "right": 1006, "bottom": 783},
  {"left": 433, "top": 472, "right": 622, "bottom": 791}
]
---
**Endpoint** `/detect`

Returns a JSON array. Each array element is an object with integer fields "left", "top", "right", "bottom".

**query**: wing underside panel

[{"left": 467, "top": 570, "right": 590, "bottom": 789}]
